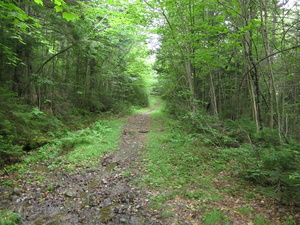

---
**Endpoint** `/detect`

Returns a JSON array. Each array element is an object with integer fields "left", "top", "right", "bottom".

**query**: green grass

[
  {"left": 237, "top": 206, "right": 253, "bottom": 215},
  {"left": 0, "top": 210, "right": 21, "bottom": 225},
  {"left": 122, "top": 170, "right": 132, "bottom": 178},
  {"left": 162, "top": 211, "right": 175, "bottom": 218},
  {"left": 139, "top": 99, "right": 224, "bottom": 206},
  {"left": 64, "top": 119, "right": 124, "bottom": 166},
  {"left": 283, "top": 216, "right": 297, "bottom": 225},
  {"left": 202, "top": 208, "right": 230, "bottom": 225},
  {"left": 253, "top": 215, "right": 271, "bottom": 225},
  {"left": 133, "top": 95, "right": 161, "bottom": 114},
  {"left": 144, "top": 117, "right": 207, "bottom": 188},
  {"left": 5, "top": 117, "right": 126, "bottom": 172}
]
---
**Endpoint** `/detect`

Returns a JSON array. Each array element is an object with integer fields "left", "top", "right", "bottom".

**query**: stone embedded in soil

[
  {"left": 63, "top": 189, "right": 77, "bottom": 198},
  {"left": 12, "top": 187, "right": 22, "bottom": 196},
  {"left": 105, "top": 162, "right": 118, "bottom": 173}
]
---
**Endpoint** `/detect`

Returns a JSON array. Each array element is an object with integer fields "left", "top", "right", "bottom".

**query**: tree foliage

[
  {"left": 150, "top": 0, "right": 300, "bottom": 201},
  {"left": 0, "top": 0, "right": 152, "bottom": 164},
  {"left": 152, "top": 0, "right": 300, "bottom": 135}
]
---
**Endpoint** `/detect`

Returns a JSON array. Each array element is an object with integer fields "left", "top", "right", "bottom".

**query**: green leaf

[
  {"left": 54, "top": 0, "right": 64, "bottom": 6},
  {"left": 62, "top": 12, "right": 79, "bottom": 21},
  {"left": 54, "top": 5, "right": 64, "bottom": 12},
  {"left": 33, "top": 0, "right": 44, "bottom": 5}
]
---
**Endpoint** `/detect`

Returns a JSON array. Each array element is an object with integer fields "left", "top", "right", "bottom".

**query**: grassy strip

[
  {"left": 140, "top": 100, "right": 298, "bottom": 224},
  {"left": 142, "top": 104, "right": 222, "bottom": 195},
  {"left": 63, "top": 119, "right": 125, "bottom": 166},
  {"left": 140, "top": 106, "right": 229, "bottom": 223},
  {"left": 5, "top": 117, "right": 126, "bottom": 173},
  {"left": 132, "top": 95, "right": 158, "bottom": 114}
]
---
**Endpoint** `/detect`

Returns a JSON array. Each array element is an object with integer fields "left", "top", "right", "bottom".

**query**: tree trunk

[{"left": 209, "top": 72, "right": 218, "bottom": 117}]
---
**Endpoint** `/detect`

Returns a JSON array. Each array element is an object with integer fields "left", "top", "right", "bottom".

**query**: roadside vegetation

[
  {"left": 0, "top": 115, "right": 125, "bottom": 224},
  {"left": 0, "top": 96, "right": 299, "bottom": 224},
  {"left": 139, "top": 97, "right": 299, "bottom": 224},
  {"left": 3, "top": 116, "right": 125, "bottom": 173},
  {"left": 0, "top": 209, "right": 21, "bottom": 225}
]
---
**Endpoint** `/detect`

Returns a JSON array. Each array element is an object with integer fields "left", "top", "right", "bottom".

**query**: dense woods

[
  {"left": 149, "top": 0, "right": 300, "bottom": 202},
  {"left": 0, "top": 0, "right": 299, "bottom": 213},
  {"left": 151, "top": 0, "right": 300, "bottom": 135},
  {"left": 1, "top": 0, "right": 152, "bottom": 162}
]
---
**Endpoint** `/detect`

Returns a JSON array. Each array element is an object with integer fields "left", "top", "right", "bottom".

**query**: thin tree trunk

[
  {"left": 261, "top": 0, "right": 282, "bottom": 141},
  {"left": 248, "top": 72, "right": 259, "bottom": 131},
  {"left": 240, "top": 0, "right": 262, "bottom": 131},
  {"left": 209, "top": 72, "right": 218, "bottom": 117},
  {"left": 185, "top": 45, "right": 196, "bottom": 114}
]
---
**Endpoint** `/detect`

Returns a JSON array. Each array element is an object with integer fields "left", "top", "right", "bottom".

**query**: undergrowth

[
  {"left": 0, "top": 210, "right": 21, "bottom": 225},
  {"left": 5, "top": 118, "right": 125, "bottom": 172},
  {"left": 170, "top": 112, "right": 300, "bottom": 203},
  {"left": 202, "top": 208, "right": 230, "bottom": 225},
  {"left": 223, "top": 120, "right": 300, "bottom": 202},
  {"left": 141, "top": 99, "right": 299, "bottom": 223},
  {"left": 0, "top": 87, "right": 62, "bottom": 166},
  {"left": 0, "top": 87, "right": 138, "bottom": 167}
]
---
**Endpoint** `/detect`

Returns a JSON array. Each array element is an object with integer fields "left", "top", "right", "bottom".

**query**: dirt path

[
  {"left": 0, "top": 112, "right": 161, "bottom": 224},
  {"left": 1, "top": 109, "right": 299, "bottom": 224}
]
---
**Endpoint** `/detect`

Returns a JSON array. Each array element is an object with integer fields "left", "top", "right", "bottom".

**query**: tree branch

[
  {"left": 240, "top": 44, "right": 300, "bottom": 86},
  {"left": 35, "top": 43, "right": 75, "bottom": 74}
]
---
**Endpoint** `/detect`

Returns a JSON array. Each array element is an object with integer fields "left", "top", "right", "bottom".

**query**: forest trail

[
  {"left": 1, "top": 102, "right": 299, "bottom": 224},
  {"left": 0, "top": 110, "right": 163, "bottom": 224}
]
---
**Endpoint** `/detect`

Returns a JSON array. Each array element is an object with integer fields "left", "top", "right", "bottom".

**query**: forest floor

[{"left": 0, "top": 102, "right": 299, "bottom": 224}]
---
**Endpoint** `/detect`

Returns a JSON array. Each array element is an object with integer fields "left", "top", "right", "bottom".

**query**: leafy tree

[
  {"left": 0, "top": 0, "right": 152, "bottom": 163},
  {"left": 150, "top": 0, "right": 300, "bottom": 201}
]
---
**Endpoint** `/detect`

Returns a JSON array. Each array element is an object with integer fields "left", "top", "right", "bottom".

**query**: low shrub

[
  {"left": 236, "top": 144, "right": 300, "bottom": 202},
  {"left": 168, "top": 111, "right": 300, "bottom": 203}
]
